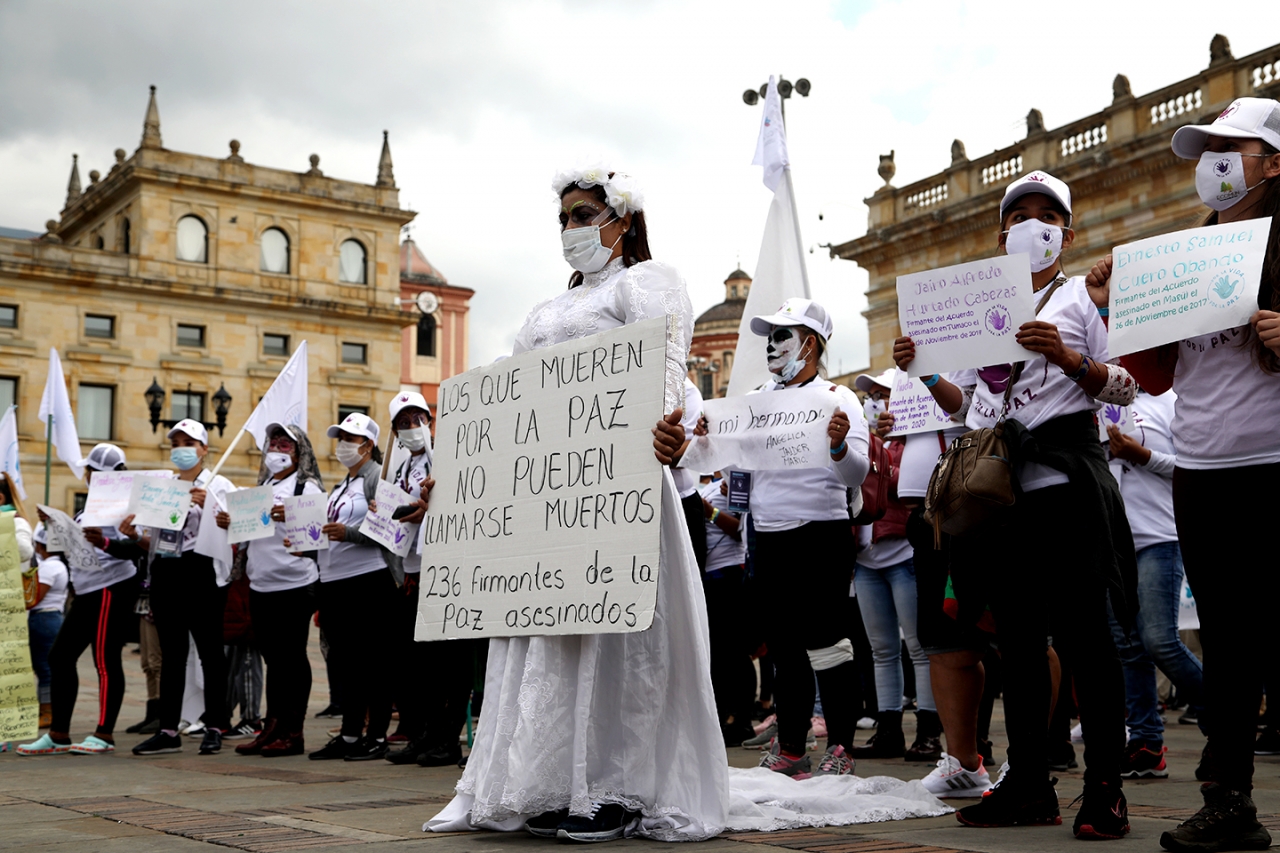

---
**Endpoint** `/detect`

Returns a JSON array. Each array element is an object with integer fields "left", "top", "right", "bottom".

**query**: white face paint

[{"left": 766, "top": 327, "right": 810, "bottom": 382}]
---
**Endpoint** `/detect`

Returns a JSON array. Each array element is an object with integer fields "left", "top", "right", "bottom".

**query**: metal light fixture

[
  {"left": 144, "top": 377, "right": 233, "bottom": 437},
  {"left": 145, "top": 377, "right": 165, "bottom": 432},
  {"left": 742, "top": 76, "right": 811, "bottom": 121},
  {"left": 212, "top": 383, "right": 232, "bottom": 436}
]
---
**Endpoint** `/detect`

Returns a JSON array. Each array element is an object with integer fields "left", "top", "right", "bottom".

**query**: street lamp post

[
  {"left": 145, "top": 377, "right": 233, "bottom": 437},
  {"left": 742, "top": 76, "right": 811, "bottom": 123}
]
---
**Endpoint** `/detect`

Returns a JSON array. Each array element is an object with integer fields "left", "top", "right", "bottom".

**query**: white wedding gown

[{"left": 425, "top": 259, "right": 950, "bottom": 840}]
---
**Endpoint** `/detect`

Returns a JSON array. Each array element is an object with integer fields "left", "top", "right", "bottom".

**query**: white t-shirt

[
  {"left": 321, "top": 473, "right": 387, "bottom": 583},
  {"left": 699, "top": 480, "right": 746, "bottom": 573},
  {"left": 855, "top": 531, "right": 913, "bottom": 570},
  {"left": 245, "top": 473, "right": 323, "bottom": 593},
  {"left": 744, "top": 379, "right": 871, "bottom": 532},
  {"left": 966, "top": 276, "right": 1106, "bottom": 491},
  {"left": 1108, "top": 390, "right": 1178, "bottom": 551},
  {"left": 672, "top": 379, "right": 704, "bottom": 498},
  {"left": 389, "top": 451, "right": 431, "bottom": 574},
  {"left": 72, "top": 516, "right": 137, "bottom": 595},
  {"left": 895, "top": 369, "right": 976, "bottom": 499},
  {"left": 34, "top": 555, "right": 68, "bottom": 612},
  {"left": 1172, "top": 325, "right": 1280, "bottom": 469}
]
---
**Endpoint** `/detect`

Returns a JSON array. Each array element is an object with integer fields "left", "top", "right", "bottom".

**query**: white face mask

[
  {"left": 1004, "top": 219, "right": 1064, "bottom": 273},
  {"left": 398, "top": 427, "right": 427, "bottom": 453},
  {"left": 1196, "top": 151, "right": 1269, "bottom": 211},
  {"left": 766, "top": 327, "right": 812, "bottom": 383},
  {"left": 864, "top": 397, "right": 886, "bottom": 422},
  {"left": 264, "top": 452, "right": 294, "bottom": 475},
  {"left": 562, "top": 221, "right": 621, "bottom": 274},
  {"left": 335, "top": 440, "right": 365, "bottom": 468}
]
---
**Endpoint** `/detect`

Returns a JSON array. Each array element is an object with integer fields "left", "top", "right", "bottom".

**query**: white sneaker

[
  {"left": 921, "top": 753, "right": 991, "bottom": 798},
  {"left": 856, "top": 716, "right": 878, "bottom": 730},
  {"left": 1070, "top": 722, "right": 1083, "bottom": 743},
  {"left": 182, "top": 721, "right": 205, "bottom": 737}
]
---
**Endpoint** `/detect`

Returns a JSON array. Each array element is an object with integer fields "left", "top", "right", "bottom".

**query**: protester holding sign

[
  {"left": 308, "top": 412, "right": 401, "bottom": 762},
  {"left": 18, "top": 445, "right": 141, "bottom": 757},
  {"left": 1082, "top": 98, "right": 1280, "bottom": 853},
  {"left": 121, "top": 420, "right": 235, "bottom": 758}
]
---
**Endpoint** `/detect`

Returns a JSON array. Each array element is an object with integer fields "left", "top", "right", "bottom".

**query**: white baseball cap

[
  {"left": 79, "top": 442, "right": 127, "bottom": 471},
  {"left": 265, "top": 423, "right": 300, "bottom": 443},
  {"left": 1000, "top": 170, "right": 1072, "bottom": 223},
  {"left": 1171, "top": 97, "right": 1280, "bottom": 159},
  {"left": 33, "top": 523, "right": 47, "bottom": 546},
  {"left": 167, "top": 418, "right": 208, "bottom": 445},
  {"left": 749, "top": 298, "right": 834, "bottom": 342},
  {"left": 854, "top": 368, "right": 896, "bottom": 394},
  {"left": 389, "top": 391, "right": 431, "bottom": 425},
  {"left": 327, "top": 412, "right": 380, "bottom": 443}
]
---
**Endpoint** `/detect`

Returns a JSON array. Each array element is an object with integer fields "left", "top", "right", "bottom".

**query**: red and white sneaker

[
  {"left": 759, "top": 738, "right": 812, "bottom": 779},
  {"left": 922, "top": 753, "right": 992, "bottom": 798},
  {"left": 1120, "top": 742, "right": 1168, "bottom": 778},
  {"left": 813, "top": 744, "right": 854, "bottom": 777}
]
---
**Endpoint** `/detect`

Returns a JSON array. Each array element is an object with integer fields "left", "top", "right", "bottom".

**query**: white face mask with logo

[
  {"left": 561, "top": 219, "right": 621, "bottom": 274},
  {"left": 863, "top": 397, "right": 886, "bottom": 423},
  {"left": 264, "top": 452, "right": 294, "bottom": 475},
  {"left": 1004, "top": 219, "right": 1064, "bottom": 272},
  {"left": 1196, "top": 151, "right": 1269, "bottom": 211},
  {"left": 397, "top": 427, "right": 428, "bottom": 453}
]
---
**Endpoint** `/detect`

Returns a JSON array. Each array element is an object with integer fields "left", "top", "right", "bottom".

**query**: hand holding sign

[
  {"left": 359, "top": 480, "right": 416, "bottom": 557},
  {"left": 225, "top": 485, "right": 276, "bottom": 545},
  {"left": 281, "top": 493, "right": 328, "bottom": 552},
  {"left": 678, "top": 387, "right": 837, "bottom": 473}
]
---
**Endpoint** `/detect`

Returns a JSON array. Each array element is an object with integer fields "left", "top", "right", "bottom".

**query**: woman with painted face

[
  {"left": 1085, "top": 98, "right": 1280, "bottom": 853},
  {"left": 896, "top": 171, "right": 1139, "bottom": 839},
  {"left": 726, "top": 298, "right": 871, "bottom": 779},
  {"left": 122, "top": 420, "right": 236, "bottom": 757},
  {"left": 214, "top": 424, "right": 324, "bottom": 758},
  {"left": 308, "top": 412, "right": 401, "bottom": 762}
]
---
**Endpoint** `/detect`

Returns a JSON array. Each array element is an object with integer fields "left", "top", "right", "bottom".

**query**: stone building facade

[
  {"left": 834, "top": 34, "right": 1280, "bottom": 371},
  {"left": 0, "top": 87, "right": 418, "bottom": 510},
  {"left": 687, "top": 268, "right": 752, "bottom": 399}
]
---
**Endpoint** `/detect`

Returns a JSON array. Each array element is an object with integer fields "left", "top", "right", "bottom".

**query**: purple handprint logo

[
  {"left": 394, "top": 527, "right": 407, "bottom": 546},
  {"left": 984, "top": 304, "right": 1012, "bottom": 336},
  {"left": 978, "top": 363, "right": 1013, "bottom": 394},
  {"left": 1104, "top": 404, "right": 1123, "bottom": 425},
  {"left": 306, "top": 523, "right": 323, "bottom": 543}
]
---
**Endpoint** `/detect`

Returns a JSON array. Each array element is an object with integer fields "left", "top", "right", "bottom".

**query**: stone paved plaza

[{"left": 4, "top": 634, "right": 1278, "bottom": 853}]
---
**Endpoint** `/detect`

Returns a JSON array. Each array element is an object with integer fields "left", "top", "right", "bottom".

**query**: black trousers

[
  {"left": 703, "top": 566, "right": 756, "bottom": 727},
  {"left": 843, "top": 595, "right": 878, "bottom": 719},
  {"left": 48, "top": 575, "right": 139, "bottom": 735},
  {"left": 681, "top": 492, "right": 708, "bottom": 572},
  {"left": 249, "top": 585, "right": 315, "bottom": 733},
  {"left": 756, "top": 519, "right": 858, "bottom": 753},
  {"left": 394, "top": 574, "right": 434, "bottom": 738},
  {"left": 151, "top": 552, "right": 230, "bottom": 732},
  {"left": 406, "top": 571, "right": 486, "bottom": 749},
  {"left": 985, "top": 483, "right": 1125, "bottom": 788},
  {"left": 1175, "top": 462, "right": 1280, "bottom": 792},
  {"left": 318, "top": 570, "right": 398, "bottom": 740}
]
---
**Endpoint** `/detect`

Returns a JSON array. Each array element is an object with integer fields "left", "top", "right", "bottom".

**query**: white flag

[
  {"left": 241, "top": 341, "right": 308, "bottom": 450},
  {"left": 38, "top": 348, "right": 84, "bottom": 480},
  {"left": 728, "top": 79, "right": 811, "bottom": 397},
  {"left": 0, "top": 405, "right": 26, "bottom": 499}
]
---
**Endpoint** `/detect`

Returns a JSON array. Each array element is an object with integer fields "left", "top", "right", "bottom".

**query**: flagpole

[
  {"left": 44, "top": 414, "right": 52, "bottom": 505},
  {"left": 782, "top": 168, "right": 812, "bottom": 299},
  {"left": 207, "top": 426, "right": 247, "bottom": 479}
]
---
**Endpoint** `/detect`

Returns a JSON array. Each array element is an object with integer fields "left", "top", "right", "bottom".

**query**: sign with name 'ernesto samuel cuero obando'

[
  {"left": 1107, "top": 219, "right": 1271, "bottom": 357},
  {"left": 415, "top": 317, "right": 669, "bottom": 641},
  {"left": 897, "top": 254, "right": 1036, "bottom": 378}
]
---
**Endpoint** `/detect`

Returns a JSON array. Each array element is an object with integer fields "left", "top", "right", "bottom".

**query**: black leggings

[
  {"left": 394, "top": 574, "right": 433, "bottom": 738},
  {"left": 318, "top": 570, "right": 398, "bottom": 740},
  {"left": 249, "top": 585, "right": 315, "bottom": 733},
  {"left": 703, "top": 566, "right": 756, "bottom": 727},
  {"left": 1175, "top": 462, "right": 1280, "bottom": 792},
  {"left": 755, "top": 520, "right": 858, "bottom": 753},
  {"left": 48, "top": 575, "right": 139, "bottom": 735},
  {"left": 681, "top": 492, "right": 708, "bottom": 572},
  {"left": 151, "top": 552, "right": 230, "bottom": 732}
]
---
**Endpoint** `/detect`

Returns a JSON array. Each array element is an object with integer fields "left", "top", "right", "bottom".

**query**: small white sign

[
  {"left": 1108, "top": 219, "right": 1270, "bottom": 357},
  {"left": 81, "top": 470, "right": 172, "bottom": 528},
  {"left": 359, "top": 480, "right": 416, "bottom": 557},
  {"left": 679, "top": 387, "right": 836, "bottom": 473},
  {"left": 897, "top": 254, "right": 1036, "bottom": 377},
  {"left": 281, "top": 492, "right": 329, "bottom": 552},
  {"left": 128, "top": 476, "right": 193, "bottom": 531},
  {"left": 1096, "top": 403, "right": 1137, "bottom": 442},
  {"left": 886, "top": 369, "right": 956, "bottom": 437},
  {"left": 36, "top": 504, "right": 101, "bottom": 574},
  {"left": 225, "top": 485, "right": 276, "bottom": 545}
]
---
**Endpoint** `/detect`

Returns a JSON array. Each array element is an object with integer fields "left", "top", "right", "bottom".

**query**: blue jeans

[
  {"left": 1108, "top": 541, "right": 1204, "bottom": 745},
  {"left": 855, "top": 557, "right": 934, "bottom": 713},
  {"left": 28, "top": 609, "right": 64, "bottom": 703}
]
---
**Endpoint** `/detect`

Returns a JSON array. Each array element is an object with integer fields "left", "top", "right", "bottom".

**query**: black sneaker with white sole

[
  {"left": 525, "top": 809, "right": 570, "bottom": 838},
  {"left": 344, "top": 736, "right": 389, "bottom": 761},
  {"left": 556, "top": 803, "right": 636, "bottom": 842},
  {"left": 132, "top": 732, "right": 183, "bottom": 755}
]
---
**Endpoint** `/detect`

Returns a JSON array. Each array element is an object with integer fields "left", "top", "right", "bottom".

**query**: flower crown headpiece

[{"left": 552, "top": 163, "right": 645, "bottom": 217}]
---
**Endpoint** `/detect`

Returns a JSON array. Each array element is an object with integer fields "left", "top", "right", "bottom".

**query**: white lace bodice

[{"left": 513, "top": 258, "right": 693, "bottom": 413}]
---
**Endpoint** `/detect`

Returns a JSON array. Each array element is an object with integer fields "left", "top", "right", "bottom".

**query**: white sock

[{"left": 342, "top": 735, "right": 358, "bottom": 744}]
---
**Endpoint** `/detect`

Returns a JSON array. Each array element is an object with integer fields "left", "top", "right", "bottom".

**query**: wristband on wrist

[
  {"left": 830, "top": 440, "right": 847, "bottom": 456},
  {"left": 1066, "top": 354, "right": 1092, "bottom": 382},
  {"left": 710, "top": 507, "right": 720, "bottom": 524},
  {"left": 1097, "top": 307, "right": 1109, "bottom": 317},
  {"left": 921, "top": 373, "right": 941, "bottom": 387}
]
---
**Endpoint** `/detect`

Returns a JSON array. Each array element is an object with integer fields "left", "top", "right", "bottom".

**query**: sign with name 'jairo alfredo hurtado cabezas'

[{"left": 415, "top": 317, "right": 670, "bottom": 641}]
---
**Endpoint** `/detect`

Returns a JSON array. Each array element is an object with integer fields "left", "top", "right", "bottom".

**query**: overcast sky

[{"left": 2, "top": 1, "right": 1275, "bottom": 374}]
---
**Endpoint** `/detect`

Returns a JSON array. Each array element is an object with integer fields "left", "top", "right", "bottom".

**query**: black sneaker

[
  {"left": 1160, "top": 783, "right": 1272, "bottom": 852},
  {"left": 309, "top": 734, "right": 356, "bottom": 760},
  {"left": 344, "top": 736, "right": 389, "bottom": 761},
  {"left": 905, "top": 735, "right": 943, "bottom": 763},
  {"left": 1072, "top": 780, "right": 1130, "bottom": 840},
  {"left": 957, "top": 777, "right": 1060, "bottom": 827},
  {"left": 1255, "top": 726, "right": 1280, "bottom": 755},
  {"left": 850, "top": 730, "right": 906, "bottom": 759},
  {"left": 224, "top": 720, "right": 262, "bottom": 740},
  {"left": 314, "top": 704, "right": 342, "bottom": 719},
  {"left": 385, "top": 737, "right": 434, "bottom": 765},
  {"left": 525, "top": 809, "right": 569, "bottom": 838},
  {"left": 417, "top": 742, "right": 463, "bottom": 767},
  {"left": 1121, "top": 742, "right": 1169, "bottom": 778},
  {"left": 198, "top": 728, "right": 223, "bottom": 755},
  {"left": 1048, "top": 741, "right": 1078, "bottom": 772},
  {"left": 132, "top": 732, "right": 182, "bottom": 755},
  {"left": 1196, "top": 744, "right": 1214, "bottom": 782},
  {"left": 556, "top": 803, "right": 636, "bottom": 842},
  {"left": 977, "top": 738, "right": 994, "bottom": 768}
]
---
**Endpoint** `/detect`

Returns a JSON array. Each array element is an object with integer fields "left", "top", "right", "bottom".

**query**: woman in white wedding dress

[{"left": 425, "top": 166, "right": 950, "bottom": 843}]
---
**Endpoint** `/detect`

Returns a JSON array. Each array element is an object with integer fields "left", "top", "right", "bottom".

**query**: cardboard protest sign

[
  {"left": 359, "top": 480, "right": 415, "bottom": 557},
  {"left": 128, "top": 476, "right": 192, "bottom": 531},
  {"left": 678, "top": 387, "right": 836, "bottom": 473},
  {"left": 282, "top": 492, "right": 329, "bottom": 552},
  {"left": 0, "top": 513, "right": 38, "bottom": 741},
  {"left": 416, "top": 317, "right": 667, "bottom": 641},
  {"left": 897, "top": 254, "right": 1035, "bottom": 377},
  {"left": 226, "top": 485, "right": 276, "bottom": 545},
  {"left": 81, "top": 470, "right": 171, "bottom": 528},
  {"left": 886, "top": 369, "right": 956, "bottom": 437},
  {"left": 1108, "top": 219, "right": 1271, "bottom": 357},
  {"left": 37, "top": 505, "right": 101, "bottom": 574}
]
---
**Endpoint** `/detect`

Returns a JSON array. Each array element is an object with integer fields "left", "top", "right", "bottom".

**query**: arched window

[
  {"left": 176, "top": 215, "right": 208, "bottom": 263},
  {"left": 260, "top": 227, "right": 289, "bottom": 274},
  {"left": 121, "top": 218, "right": 131, "bottom": 254},
  {"left": 94, "top": 234, "right": 105, "bottom": 250},
  {"left": 417, "top": 312, "right": 436, "bottom": 357},
  {"left": 339, "top": 239, "right": 366, "bottom": 284}
]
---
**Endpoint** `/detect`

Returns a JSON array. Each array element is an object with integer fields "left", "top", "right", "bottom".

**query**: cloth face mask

[
  {"left": 264, "top": 452, "right": 293, "bottom": 475},
  {"left": 1196, "top": 151, "right": 1269, "bottom": 211},
  {"left": 1004, "top": 219, "right": 1064, "bottom": 273},
  {"left": 170, "top": 447, "right": 200, "bottom": 471},
  {"left": 335, "top": 440, "right": 365, "bottom": 468},
  {"left": 398, "top": 427, "right": 427, "bottom": 452},
  {"left": 863, "top": 397, "right": 886, "bottom": 422},
  {"left": 562, "top": 219, "right": 621, "bottom": 274},
  {"left": 766, "top": 327, "right": 810, "bottom": 383}
]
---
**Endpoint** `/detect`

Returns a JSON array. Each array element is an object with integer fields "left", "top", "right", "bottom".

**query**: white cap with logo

[
  {"left": 854, "top": 368, "right": 896, "bottom": 394},
  {"left": 749, "top": 298, "right": 834, "bottom": 342},
  {"left": 389, "top": 391, "right": 431, "bottom": 425},
  {"left": 166, "top": 419, "right": 208, "bottom": 445},
  {"left": 79, "top": 442, "right": 127, "bottom": 471},
  {"left": 1000, "top": 170, "right": 1073, "bottom": 223},
  {"left": 1172, "top": 97, "right": 1280, "bottom": 159},
  {"left": 326, "top": 412, "right": 380, "bottom": 443}
]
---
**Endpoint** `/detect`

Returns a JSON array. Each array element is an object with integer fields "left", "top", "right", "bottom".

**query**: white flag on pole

[
  {"left": 0, "top": 405, "right": 26, "bottom": 499},
  {"left": 728, "top": 78, "right": 812, "bottom": 397},
  {"left": 38, "top": 348, "right": 84, "bottom": 480},
  {"left": 241, "top": 341, "right": 308, "bottom": 450}
]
